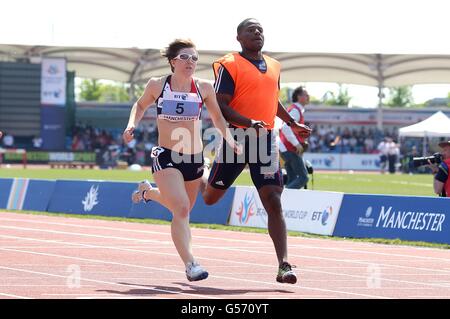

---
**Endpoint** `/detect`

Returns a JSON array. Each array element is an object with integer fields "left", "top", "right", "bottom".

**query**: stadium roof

[{"left": 2, "top": 44, "right": 450, "bottom": 88}]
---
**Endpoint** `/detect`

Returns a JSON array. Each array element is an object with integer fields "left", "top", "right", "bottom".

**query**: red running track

[{"left": 1, "top": 211, "right": 450, "bottom": 299}]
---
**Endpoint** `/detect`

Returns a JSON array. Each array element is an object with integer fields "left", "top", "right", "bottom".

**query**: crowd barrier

[
  {"left": 229, "top": 186, "right": 343, "bottom": 236},
  {"left": 0, "top": 178, "right": 13, "bottom": 208},
  {"left": 1, "top": 178, "right": 449, "bottom": 244},
  {"left": 0, "top": 178, "right": 234, "bottom": 225},
  {"left": 47, "top": 180, "right": 136, "bottom": 217},
  {"left": 303, "top": 153, "right": 380, "bottom": 171},
  {"left": 21, "top": 179, "right": 55, "bottom": 211},
  {"left": 129, "top": 186, "right": 235, "bottom": 225},
  {"left": 334, "top": 194, "right": 450, "bottom": 244}
]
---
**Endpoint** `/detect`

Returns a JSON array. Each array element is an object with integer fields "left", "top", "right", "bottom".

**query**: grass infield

[{"left": 1, "top": 167, "right": 444, "bottom": 249}]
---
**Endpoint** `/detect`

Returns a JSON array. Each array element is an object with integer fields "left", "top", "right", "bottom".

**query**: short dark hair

[
  {"left": 237, "top": 18, "right": 258, "bottom": 34},
  {"left": 291, "top": 86, "right": 305, "bottom": 102},
  {"left": 161, "top": 39, "right": 196, "bottom": 72}
]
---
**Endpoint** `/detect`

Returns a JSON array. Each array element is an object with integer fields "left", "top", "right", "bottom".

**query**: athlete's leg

[
  {"left": 201, "top": 178, "right": 238, "bottom": 205},
  {"left": 184, "top": 178, "right": 202, "bottom": 211},
  {"left": 257, "top": 183, "right": 296, "bottom": 284},
  {"left": 201, "top": 160, "right": 245, "bottom": 205},
  {"left": 257, "top": 184, "right": 287, "bottom": 264},
  {"left": 153, "top": 168, "right": 194, "bottom": 265},
  {"left": 249, "top": 130, "right": 297, "bottom": 283},
  {"left": 140, "top": 181, "right": 171, "bottom": 209}
]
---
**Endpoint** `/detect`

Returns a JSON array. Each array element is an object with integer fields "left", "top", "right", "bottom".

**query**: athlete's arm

[
  {"left": 214, "top": 65, "right": 266, "bottom": 129},
  {"left": 123, "top": 77, "right": 161, "bottom": 143},
  {"left": 217, "top": 94, "right": 267, "bottom": 129},
  {"left": 201, "top": 82, "right": 242, "bottom": 153},
  {"left": 277, "top": 100, "right": 296, "bottom": 125},
  {"left": 277, "top": 101, "right": 311, "bottom": 138}
]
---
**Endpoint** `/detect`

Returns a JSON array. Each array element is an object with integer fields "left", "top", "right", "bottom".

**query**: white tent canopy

[
  {"left": 398, "top": 111, "right": 450, "bottom": 155},
  {"left": 398, "top": 111, "right": 450, "bottom": 138}
]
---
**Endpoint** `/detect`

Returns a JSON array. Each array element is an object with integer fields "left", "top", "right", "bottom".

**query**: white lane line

[
  {"left": 409, "top": 296, "right": 450, "bottom": 298},
  {"left": 0, "top": 247, "right": 391, "bottom": 299},
  {"left": 1, "top": 217, "right": 449, "bottom": 262},
  {"left": 2, "top": 230, "right": 450, "bottom": 280},
  {"left": 40, "top": 295, "right": 166, "bottom": 299},
  {"left": 0, "top": 216, "right": 269, "bottom": 244},
  {"left": 76, "top": 296, "right": 167, "bottom": 299},
  {"left": 2, "top": 233, "right": 450, "bottom": 292},
  {"left": 0, "top": 292, "right": 32, "bottom": 299},
  {"left": 0, "top": 285, "right": 95, "bottom": 287},
  {"left": 0, "top": 265, "right": 218, "bottom": 299},
  {"left": 0, "top": 225, "right": 172, "bottom": 245},
  {"left": 0, "top": 215, "right": 427, "bottom": 250},
  {"left": 1, "top": 224, "right": 450, "bottom": 273}
]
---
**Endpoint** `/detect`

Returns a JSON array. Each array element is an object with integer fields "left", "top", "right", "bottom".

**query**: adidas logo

[
  {"left": 167, "top": 163, "right": 173, "bottom": 167},
  {"left": 215, "top": 180, "right": 225, "bottom": 186}
]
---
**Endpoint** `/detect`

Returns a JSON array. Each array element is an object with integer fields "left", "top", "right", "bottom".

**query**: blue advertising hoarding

[
  {"left": 47, "top": 180, "right": 135, "bottom": 217},
  {"left": 23, "top": 179, "right": 56, "bottom": 212},
  {"left": 333, "top": 194, "right": 450, "bottom": 244},
  {"left": 129, "top": 184, "right": 235, "bottom": 225},
  {"left": 187, "top": 187, "right": 235, "bottom": 224},
  {"left": 0, "top": 178, "right": 13, "bottom": 209},
  {"left": 128, "top": 182, "right": 173, "bottom": 221}
]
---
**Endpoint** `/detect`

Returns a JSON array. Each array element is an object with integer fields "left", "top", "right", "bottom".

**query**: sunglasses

[{"left": 174, "top": 53, "right": 199, "bottom": 62}]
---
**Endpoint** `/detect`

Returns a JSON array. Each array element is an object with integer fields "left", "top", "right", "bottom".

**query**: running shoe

[
  {"left": 185, "top": 262, "right": 209, "bottom": 282},
  {"left": 276, "top": 261, "right": 297, "bottom": 284},
  {"left": 131, "top": 180, "right": 152, "bottom": 203}
]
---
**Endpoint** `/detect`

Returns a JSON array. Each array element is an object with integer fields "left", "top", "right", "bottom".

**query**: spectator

[
  {"left": 429, "top": 140, "right": 450, "bottom": 197},
  {"left": 386, "top": 137, "right": 399, "bottom": 174},
  {"left": 279, "top": 86, "right": 310, "bottom": 189},
  {"left": 377, "top": 137, "right": 389, "bottom": 173},
  {"left": 406, "top": 145, "right": 419, "bottom": 174}
]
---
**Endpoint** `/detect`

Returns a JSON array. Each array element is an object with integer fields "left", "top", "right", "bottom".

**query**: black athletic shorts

[
  {"left": 208, "top": 129, "right": 283, "bottom": 190},
  {"left": 151, "top": 146, "right": 204, "bottom": 181}
]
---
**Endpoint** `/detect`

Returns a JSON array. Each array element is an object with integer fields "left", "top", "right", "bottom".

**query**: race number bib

[{"left": 159, "top": 91, "right": 201, "bottom": 121}]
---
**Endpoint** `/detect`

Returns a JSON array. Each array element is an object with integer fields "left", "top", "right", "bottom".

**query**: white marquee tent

[
  {"left": 398, "top": 111, "right": 450, "bottom": 138},
  {"left": 398, "top": 111, "right": 450, "bottom": 154}
]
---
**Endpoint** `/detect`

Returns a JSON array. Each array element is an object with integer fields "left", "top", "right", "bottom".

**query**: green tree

[
  {"left": 386, "top": 86, "right": 413, "bottom": 107},
  {"left": 78, "top": 79, "right": 132, "bottom": 102},
  {"left": 322, "top": 85, "right": 352, "bottom": 106},
  {"left": 309, "top": 95, "right": 321, "bottom": 105},
  {"left": 79, "top": 79, "right": 102, "bottom": 101},
  {"left": 279, "top": 87, "right": 291, "bottom": 105},
  {"left": 99, "top": 83, "right": 129, "bottom": 103},
  {"left": 131, "top": 83, "right": 146, "bottom": 101}
]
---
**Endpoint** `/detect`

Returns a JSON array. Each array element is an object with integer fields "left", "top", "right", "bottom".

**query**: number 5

[{"left": 176, "top": 103, "right": 184, "bottom": 114}]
